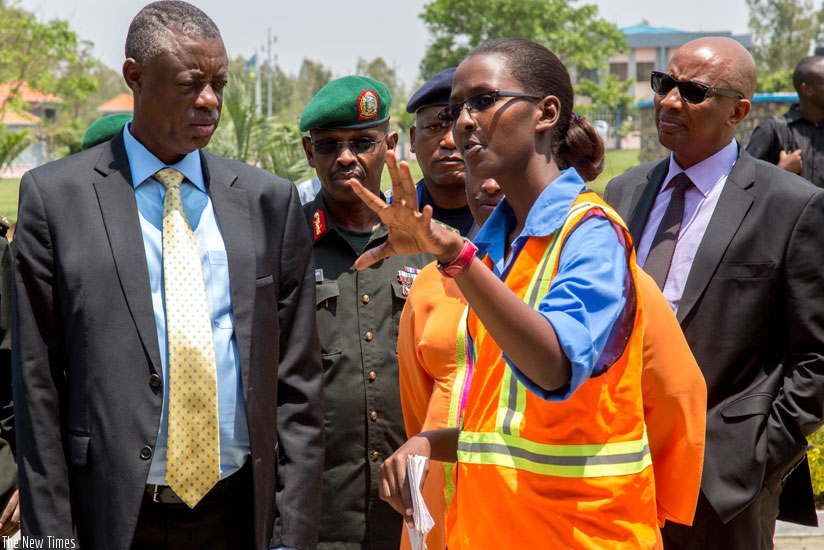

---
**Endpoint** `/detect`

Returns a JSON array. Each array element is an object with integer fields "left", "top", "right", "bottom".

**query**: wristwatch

[{"left": 437, "top": 238, "right": 478, "bottom": 278}]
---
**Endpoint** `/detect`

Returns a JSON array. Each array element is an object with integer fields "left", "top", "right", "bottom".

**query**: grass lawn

[
  {"left": 0, "top": 180, "right": 19, "bottom": 224},
  {"left": 588, "top": 148, "right": 641, "bottom": 196},
  {"left": 381, "top": 157, "right": 422, "bottom": 191}
]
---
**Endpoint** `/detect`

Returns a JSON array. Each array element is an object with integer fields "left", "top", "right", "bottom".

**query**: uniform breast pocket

[
  {"left": 316, "top": 281, "right": 342, "bottom": 356},
  {"left": 206, "top": 250, "right": 233, "bottom": 329}
]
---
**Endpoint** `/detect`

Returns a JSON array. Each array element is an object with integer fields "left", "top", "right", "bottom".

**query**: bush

[{"left": 808, "top": 429, "right": 824, "bottom": 507}]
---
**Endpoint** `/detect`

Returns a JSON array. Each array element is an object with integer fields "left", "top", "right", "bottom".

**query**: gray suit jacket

[
  {"left": 604, "top": 146, "right": 824, "bottom": 526},
  {"left": 12, "top": 132, "right": 324, "bottom": 549}
]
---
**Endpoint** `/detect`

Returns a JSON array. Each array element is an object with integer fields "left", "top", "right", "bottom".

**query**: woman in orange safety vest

[{"left": 351, "top": 37, "right": 661, "bottom": 548}]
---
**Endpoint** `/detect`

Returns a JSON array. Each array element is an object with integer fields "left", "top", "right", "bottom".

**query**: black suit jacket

[
  {"left": 604, "top": 146, "right": 824, "bottom": 526},
  {"left": 12, "top": 132, "right": 325, "bottom": 549}
]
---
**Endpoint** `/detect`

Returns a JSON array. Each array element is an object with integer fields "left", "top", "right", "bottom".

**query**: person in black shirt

[{"left": 746, "top": 56, "right": 824, "bottom": 187}]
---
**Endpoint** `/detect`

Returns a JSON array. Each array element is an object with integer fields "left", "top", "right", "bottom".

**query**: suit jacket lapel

[
  {"left": 93, "top": 133, "right": 163, "bottom": 374},
  {"left": 201, "top": 152, "right": 254, "bottom": 395},
  {"left": 677, "top": 152, "right": 755, "bottom": 323},
  {"left": 627, "top": 161, "right": 669, "bottom": 243}
]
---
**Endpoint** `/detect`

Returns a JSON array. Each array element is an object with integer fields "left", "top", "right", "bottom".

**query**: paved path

[{"left": 775, "top": 511, "right": 824, "bottom": 549}]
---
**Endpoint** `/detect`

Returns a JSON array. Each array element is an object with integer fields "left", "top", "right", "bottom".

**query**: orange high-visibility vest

[{"left": 448, "top": 193, "right": 660, "bottom": 549}]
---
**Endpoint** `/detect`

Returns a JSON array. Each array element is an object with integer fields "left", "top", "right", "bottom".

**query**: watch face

[{"left": 439, "top": 263, "right": 463, "bottom": 278}]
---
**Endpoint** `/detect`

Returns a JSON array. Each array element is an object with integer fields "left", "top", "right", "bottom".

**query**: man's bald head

[
  {"left": 673, "top": 37, "right": 757, "bottom": 100},
  {"left": 655, "top": 36, "right": 754, "bottom": 168}
]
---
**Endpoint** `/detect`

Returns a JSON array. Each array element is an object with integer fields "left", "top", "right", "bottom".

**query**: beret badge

[{"left": 358, "top": 90, "right": 379, "bottom": 121}]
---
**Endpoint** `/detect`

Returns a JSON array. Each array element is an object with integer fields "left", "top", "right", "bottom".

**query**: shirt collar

[
  {"left": 785, "top": 103, "right": 803, "bottom": 124},
  {"left": 473, "top": 168, "right": 587, "bottom": 260},
  {"left": 122, "top": 122, "right": 205, "bottom": 191},
  {"left": 666, "top": 139, "right": 738, "bottom": 198}
]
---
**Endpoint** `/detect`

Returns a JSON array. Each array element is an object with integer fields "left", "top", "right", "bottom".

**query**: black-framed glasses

[
  {"left": 650, "top": 71, "right": 743, "bottom": 104},
  {"left": 439, "top": 90, "right": 542, "bottom": 124},
  {"left": 311, "top": 134, "right": 388, "bottom": 156}
]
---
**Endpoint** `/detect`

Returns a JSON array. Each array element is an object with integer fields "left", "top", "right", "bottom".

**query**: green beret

[
  {"left": 299, "top": 75, "right": 391, "bottom": 132},
  {"left": 81, "top": 114, "right": 132, "bottom": 150}
]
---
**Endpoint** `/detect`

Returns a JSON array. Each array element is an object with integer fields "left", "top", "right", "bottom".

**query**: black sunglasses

[
  {"left": 651, "top": 71, "right": 743, "bottom": 104},
  {"left": 439, "top": 90, "right": 542, "bottom": 124},
  {"left": 311, "top": 134, "right": 388, "bottom": 156}
]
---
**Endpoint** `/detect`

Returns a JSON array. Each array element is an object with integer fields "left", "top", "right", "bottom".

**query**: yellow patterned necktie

[{"left": 155, "top": 167, "right": 220, "bottom": 508}]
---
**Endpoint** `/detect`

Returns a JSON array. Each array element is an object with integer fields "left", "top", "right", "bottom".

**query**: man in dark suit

[
  {"left": 12, "top": 2, "right": 324, "bottom": 549},
  {"left": 604, "top": 36, "right": 824, "bottom": 549}
]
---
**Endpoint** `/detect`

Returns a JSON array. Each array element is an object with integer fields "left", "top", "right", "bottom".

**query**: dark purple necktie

[{"left": 644, "top": 172, "right": 693, "bottom": 289}]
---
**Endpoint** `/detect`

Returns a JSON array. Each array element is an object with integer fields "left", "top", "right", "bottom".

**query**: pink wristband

[{"left": 437, "top": 239, "right": 478, "bottom": 278}]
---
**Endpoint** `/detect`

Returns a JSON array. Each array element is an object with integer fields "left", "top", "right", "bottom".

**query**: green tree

[
  {"left": 296, "top": 59, "right": 333, "bottom": 101},
  {"left": 747, "top": 0, "right": 824, "bottom": 78},
  {"left": 208, "top": 67, "right": 312, "bottom": 183},
  {"left": 417, "top": 0, "right": 626, "bottom": 80},
  {"left": 0, "top": 0, "right": 104, "bottom": 165},
  {"left": 0, "top": 0, "right": 95, "bottom": 110},
  {"left": 356, "top": 57, "right": 403, "bottom": 101},
  {"left": 0, "top": 123, "right": 30, "bottom": 174},
  {"left": 575, "top": 73, "right": 635, "bottom": 114}
]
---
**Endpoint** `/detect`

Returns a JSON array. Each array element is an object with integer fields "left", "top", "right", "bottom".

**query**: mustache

[{"left": 331, "top": 167, "right": 365, "bottom": 181}]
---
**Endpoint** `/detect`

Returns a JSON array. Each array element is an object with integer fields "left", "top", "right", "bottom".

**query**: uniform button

[
  {"left": 370, "top": 411, "right": 378, "bottom": 421},
  {"left": 362, "top": 294, "right": 370, "bottom": 304},
  {"left": 365, "top": 332, "right": 373, "bottom": 341},
  {"left": 139, "top": 446, "right": 153, "bottom": 460},
  {"left": 371, "top": 451, "right": 380, "bottom": 461},
  {"left": 149, "top": 373, "right": 162, "bottom": 388},
  {"left": 368, "top": 371, "right": 377, "bottom": 381}
]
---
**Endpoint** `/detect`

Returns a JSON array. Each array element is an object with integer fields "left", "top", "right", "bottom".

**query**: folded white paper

[{"left": 406, "top": 454, "right": 434, "bottom": 550}]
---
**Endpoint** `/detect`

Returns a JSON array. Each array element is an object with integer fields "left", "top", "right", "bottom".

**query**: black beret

[{"left": 406, "top": 67, "right": 456, "bottom": 113}]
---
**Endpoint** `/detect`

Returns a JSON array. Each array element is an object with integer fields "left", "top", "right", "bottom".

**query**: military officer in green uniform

[{"left": 299, "top": 76, "right": 432, "bottom": 549}]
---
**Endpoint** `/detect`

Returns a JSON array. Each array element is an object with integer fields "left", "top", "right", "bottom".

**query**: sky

[{"left": 17, "top": 0, "right": 751, "bottom": 90}]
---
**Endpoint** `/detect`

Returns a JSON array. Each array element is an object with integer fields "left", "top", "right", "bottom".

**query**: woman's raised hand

[{"left": 350, "top": 150, "right": 465, "bottom": 270}]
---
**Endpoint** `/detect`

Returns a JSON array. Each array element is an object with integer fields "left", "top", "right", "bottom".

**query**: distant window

[
  {"left": 610, "top": 62, "right": 628, "bottom": 80},
  {"left": 578, "top": 67, "right": 599, "bottom": 83},
  {"left": 44, "top": 108, "right": 56, "bottom": 122},
  {"left": 636, "top": 62, "right": 655, "bottom": 81}
]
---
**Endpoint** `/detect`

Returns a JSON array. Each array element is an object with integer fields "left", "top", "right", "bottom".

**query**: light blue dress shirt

[
  {"left": 122, "top": 124, "right": 250, "bottom": 485},
  {"left": 472, "top": 168, "right": 629, "bottom": 401}
]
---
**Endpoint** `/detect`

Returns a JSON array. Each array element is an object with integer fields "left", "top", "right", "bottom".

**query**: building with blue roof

[{"left": 609, "top": 24, "right": 752, "bottom": 100}]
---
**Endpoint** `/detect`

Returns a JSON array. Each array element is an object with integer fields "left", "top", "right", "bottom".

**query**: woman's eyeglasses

[
  {"left": 438, "top": 90, "right": 542, "bottom": 124},
  {"left": 311, "top": 135, "right": 388, "bottom": 156},
  {"left": 650, "top": 71, "right": 743, "bottom": 104}
]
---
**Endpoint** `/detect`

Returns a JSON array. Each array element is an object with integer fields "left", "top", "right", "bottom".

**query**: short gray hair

[{"left": 125, "top": 1, "right": 222, "bottom": 64}]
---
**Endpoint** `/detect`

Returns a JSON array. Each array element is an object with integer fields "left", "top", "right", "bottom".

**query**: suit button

[
  {"left": 362, "top": 294, "right": 370, "bottom": 304},
  {"left": 140, "top": 446, "right": 153, "bottom": 460},
  {"left": 368, "top": 371, "right": 376, "bottom": 381},
  {"left": 149, "top": 374, "right": 161, "bottom": 388},
  {"left": 370, "top": 411, "right": 378, "bottom": 421},
  {"left": 371, "top": 451, "right": 380, "bottom": 461},
  {"left": 365, "top": 332, "right": 373, "bottom": 341}
]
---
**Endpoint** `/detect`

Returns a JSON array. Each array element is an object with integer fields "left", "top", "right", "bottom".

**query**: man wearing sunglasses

[
  {"left": 299, "top": 76, "right": 432, "bottom": 550},
  {"left": 746, "top": 56, "right": 824, "bottom": 188},
  {"left": 605, "top": 37, "right": 824, "bottom": 549},
  {"left": 404, "top": 68, "right": 476, "bottom": 237}
]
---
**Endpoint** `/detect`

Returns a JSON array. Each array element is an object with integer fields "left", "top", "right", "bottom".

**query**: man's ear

[
  {"left": 123, "top": 58, "right": 141, "bottom": 93},
  {"left": 385, "top": 131, "right": 399, "bottom": 150},
  {"left": 799, "top": 81, "right": 813, "bottom": 100},
  {"left": 728, "top": 98, "right": 752, "bottom": 128},
  {"left": 409, "top": 125, "right": 417, "bottom": 154},
  {"left": 302, "top": 135, "right": 316, "bottom": 168},
  {"left": 536, "top": 95, "right": 561, "bottom": 133}
]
